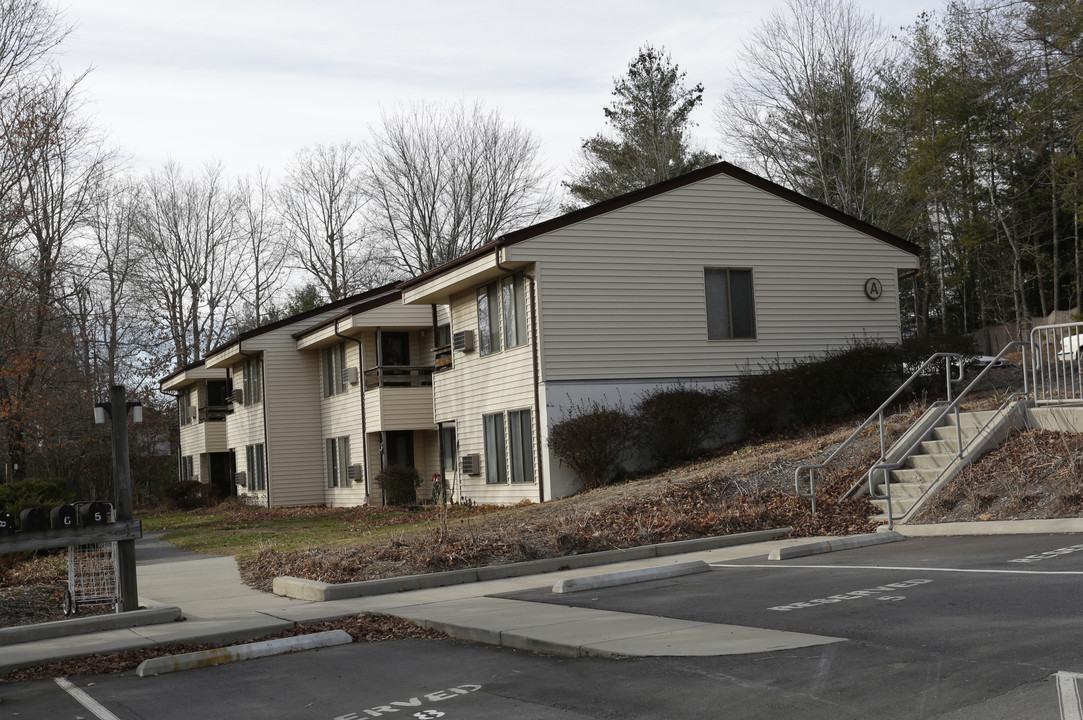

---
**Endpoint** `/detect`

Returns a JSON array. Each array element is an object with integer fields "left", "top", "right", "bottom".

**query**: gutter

[
  {"left": 496, "top": 246, "right": 546, "bottom": 503},
  {"left": 333, "top": 319, "right": 370, "bottom": 503}
]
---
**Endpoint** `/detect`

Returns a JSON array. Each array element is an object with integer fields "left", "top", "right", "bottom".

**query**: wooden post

[{"left": 110, "top": 385, "right": 139, "bottom": 612}]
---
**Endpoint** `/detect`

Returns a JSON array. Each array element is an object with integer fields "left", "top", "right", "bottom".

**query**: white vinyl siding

[
  {"left": 503, "top": 171, "right": 917, "bottom": 381},
  {"left": 705, "top": 267, "right": 756, "bottom": 340}
]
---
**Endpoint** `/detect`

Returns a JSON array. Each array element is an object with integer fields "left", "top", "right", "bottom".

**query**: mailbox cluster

[{"left": 0, "top": 501, "right": 113, "bottom": 535}]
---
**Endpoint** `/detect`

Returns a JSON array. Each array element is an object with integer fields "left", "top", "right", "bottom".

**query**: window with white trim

[
  {"left": 246, "top": 444, "right": 267, "bottom": 492},
  {"left": 326, "top": 436, "right": 351, "bottom": 488},
  {"left": 502, "top": 275, "right": 527, "bottom": 349},
  {"left": 179, "top": 388, "right": 192, "bottom": 426},
  {"left": 507, "top": 409, "right": 534, "bottom": 484},
  {"left": 322, "top": 342, "right": 347, "bottom": 397},
  {"left": 477, "top": 282, "right": 501, "bottom": 356},
  {"left": 478, "top": 276, "right": 528, "bottom": 356},
  {"left": 180, "top": 455, "right": 194, "bottom": 483},
  {"left": 704, "top": 268, "right": 756, "bottom": 340},
  {"left": 483, "top": 409, "right": 534, "bottom": 485},
  {"left": 483, "top": 412, "right": 506, "bottom": 484},
  {"left": 243, "top": 357, "right": 263, "bottom": 404}
]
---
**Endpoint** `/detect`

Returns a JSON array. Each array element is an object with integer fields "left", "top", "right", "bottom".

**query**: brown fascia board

[
  {"left": 290, "top": 288, "right": 405, "bottom": 340},
  {"left": 204, "top": 281, "right": 403, "bottom": 358},
  {"left": 399, "top": 161, "right": 920, "bottom": 291}
]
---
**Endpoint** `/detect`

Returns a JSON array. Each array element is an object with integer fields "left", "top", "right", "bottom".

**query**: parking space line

[
  {"left": 710, "top": 563, "right": 1083, "bottom": 576},
  {"left": 1057, "top": 672, "right": 1083, "bottom": 720},
  {"left": 55, "top": 677, "right": 121, "bottom": 720}
]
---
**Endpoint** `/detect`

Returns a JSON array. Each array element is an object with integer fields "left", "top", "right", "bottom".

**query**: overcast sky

[{"left": 60, "top": 0, "right": 938, "bottom": 188}]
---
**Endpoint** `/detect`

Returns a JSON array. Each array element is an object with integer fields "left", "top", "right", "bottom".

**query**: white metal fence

[{"left": 1031, "top": 322, "right": 1083, "bottom": 405}]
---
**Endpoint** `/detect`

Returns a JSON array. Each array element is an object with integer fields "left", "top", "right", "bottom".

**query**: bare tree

[
  {"left": 278, "top": 142, "right": 383, "bottom": 301},
  {"left": 720, "top": 0, "right": 897, "bottom": 224},
  {"left": 238, "top": 169, "right": 288, "bottom": 326},
  {"left": 366, "top": 100, "right": 553, "bottom": 275},
  {"left": 136, "top": 161, "right": 245, "bottom": 366}
]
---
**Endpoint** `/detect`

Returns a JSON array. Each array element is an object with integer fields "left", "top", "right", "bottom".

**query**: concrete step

[
  {"left": 941, "top": 410, "right": 998, "bottom": 427},
  {"left": 918, "top": 439, "right": 962, "bottom": 456},
  {"left": 905, "top": 453, "right": 957, "bottom": 470},
  {"left": 874, "top": 481, "right": 927, "bottom": 499},
  {"left": 929, "top": 425, "right": 981, "bottom": 443},
  {"left": 890, "top": 467, "right": 944, "bottom": 485},
  {"left": 871, "top": 497, "right": 915, "bottom": 516}
]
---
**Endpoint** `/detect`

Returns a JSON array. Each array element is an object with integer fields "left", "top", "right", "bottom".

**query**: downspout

[
  {"left": 496, "top": 246, "right": 546, "bottom": 503},
  {"left": 333, "top": 319, "right": 370, "bottom": 504},
  {"left": 238, "top": 341, "right": 270, "bottom": 508}
]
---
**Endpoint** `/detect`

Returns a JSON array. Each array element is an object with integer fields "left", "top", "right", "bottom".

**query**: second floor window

[
  {"left": 323, "top": 342, "right": 347, "bottom": 397},
  {"left": 243, "top": 358, "right": 263, "bottom": 404},
  {"left": 179, "top": 388, "right": 192, "bottom": 426},
  {"left": 704, "top": 267, "right": 756, "bottom": 340},
  {"left": 479, "top": 275, "right": 528, "bottom": 356},
  {"left": 477, "top": 282, "right": 501, "bottom": 355}
]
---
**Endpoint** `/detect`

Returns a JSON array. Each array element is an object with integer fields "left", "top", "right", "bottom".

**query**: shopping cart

[{"left": 62, "top": 504, "right": 119, "bottom": 615}]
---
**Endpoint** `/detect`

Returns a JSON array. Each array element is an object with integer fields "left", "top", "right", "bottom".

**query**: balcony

[
  {"left": 363, "top": 366, "right": 436, "bottom": 431},
  {"left": 197, "top": 404, "right": 231, "bottom": 423}
]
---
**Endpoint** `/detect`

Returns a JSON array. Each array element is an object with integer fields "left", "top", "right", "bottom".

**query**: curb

[
  {"left": 273, "top": 528, "right": 792, "bottom": 601},
  {"left": 892, "top": 519, "right": 1083, "bottom": 536},
  {"left": 768, "top": 531, "right": 903, "bottom": 560},
  {"left": 552, "top": 560, "right": 710, "bottom": 594},
  {"left": 135, "top": 629, "right": 352, "bottom": 677},
  {"left": 0, "top": 606, "right": 183, "bottom": 647}
]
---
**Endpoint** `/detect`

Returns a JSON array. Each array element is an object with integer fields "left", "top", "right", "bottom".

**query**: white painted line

[
  {"left": 1009, "top": 543, "right": 1083, "bottom": 563},
  {"left": 711, "top": 563, "right": 1083, "bottom": 576},
  {"left": 55, "top": 677, "right": 122, "bottom": 720},
  {"left": 1057, "top": 671, "right": 1083, "bottom": 720}
]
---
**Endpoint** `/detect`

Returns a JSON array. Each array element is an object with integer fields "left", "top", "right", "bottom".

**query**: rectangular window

[
  {"left": 180, "top": 455, "right": 194, "bottom": 483},
  {"left": 705, "top": 268, "right": 756, "bottom": 340},
  {"left": 246, "top": 444, "right": 267, "bottom": 492},
  {"left": 483, "top": 412, "right": 507, "bottom": 484},
  {"left": 434, "top": 323, "right": 451, "bottom": 348},
  {"left": 243, "top": 358, "right": 263, "bottom": 404},
  {"left": 507, "top": 409, "right": 534, "bottom": 484},
  {"left": 326, "top": 436, "right": 350, "bottom": 488},
  {"left": 323, "top": 342, "right": 347, "bottom": 397},
  {"left": 502, "top": 275, "right": 527, "bottom": 349},
  {"left": 179, "top": 389, "right": 191, "bottom": 426},
  {"left": 477, "top": 282, "right": 501, "bottom": 356}
]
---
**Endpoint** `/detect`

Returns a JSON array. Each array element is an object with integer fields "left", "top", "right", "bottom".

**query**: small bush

[
  {"left": 548, "top": 400, "right": 634, "bottom": 490},
  {"left": 164, "top": 480, "right": 220, "bottom": 511},
  {"left": 378, "top": 465, "right": 422, "bottom": 506},
  {"left": 633, "top": 385, "right": 733, "bottom": 468},
  {"left": 0, "top": 478, "right": 76, "bottom": 522}
]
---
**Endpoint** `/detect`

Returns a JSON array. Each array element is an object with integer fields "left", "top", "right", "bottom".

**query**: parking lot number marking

[
  {"left": 1009, "top": 544, "right": 1083, "bottom": 564},
  {"left": 769, "top": 579, "right": 932, "bottom": 611},
  {"left": 1057, "top": 671, "right": 1083, "bottom": 720}
]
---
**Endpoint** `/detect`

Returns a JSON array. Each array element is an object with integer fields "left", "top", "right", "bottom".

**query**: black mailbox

[
  {"left": 19, "top": 507, "right": 47, "bottom": 532},
  {"left": 50, "top": 504, "right": 77, "bottom": 530},
  {"left": 78, "top": 501, "right": 112, "bottom": 526},
  {"left": 0, "top": 511, "right": 13, "bottom": 535}
]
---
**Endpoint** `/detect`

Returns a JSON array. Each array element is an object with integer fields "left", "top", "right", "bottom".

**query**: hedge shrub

[
  {"left": 548, "top": 400, "right": 634, "bottom": 490},
  {"left": 378, "top": 465, "right": 422, "bottom": 506}
]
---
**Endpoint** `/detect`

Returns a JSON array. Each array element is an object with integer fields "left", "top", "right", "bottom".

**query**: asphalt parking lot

[{"left": 5, "top": 534, "right": 1083, "bottom": 720}]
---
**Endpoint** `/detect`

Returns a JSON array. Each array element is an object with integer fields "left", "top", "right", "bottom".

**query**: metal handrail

[
  {"left": 794, "top": 352, "right": 966, "bottom": 512},
  {"left": 867, "top": 341, "right": 1029, "bottom": 529}
]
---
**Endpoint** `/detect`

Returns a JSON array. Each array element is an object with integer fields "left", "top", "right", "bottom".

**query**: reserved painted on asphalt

[
  {"left": 768, "top": 579, "right": 933, "bottom": 612},
  {"left": 333, "top": 684, "right": 481, "bottom": 719},
  {"left": 1008, "top": 543, "right": 1083, "bottom": 564}
]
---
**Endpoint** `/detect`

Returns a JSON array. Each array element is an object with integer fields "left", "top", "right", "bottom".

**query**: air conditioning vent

[
  {"left": 235, "top": 471, "right": 247, "bottom": 487},
  {"left": 343, "top": 366, "right": 359, "bottom": 385},
  {"left": 347, "top": 463, "right": 362, "bottom": 481},
  {"left": 232, "top": 389, "right": 244, "bottom": 405},
  {"left": 461, "top": 453, "right": 481, "bottom": 475},
  {"left": 453, "top": 329, "right": 475, "bottom": 352}
]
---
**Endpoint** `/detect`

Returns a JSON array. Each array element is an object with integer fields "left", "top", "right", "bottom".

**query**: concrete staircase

[{"left": 870, "top": 410, "right": 999, "bottom": 524}]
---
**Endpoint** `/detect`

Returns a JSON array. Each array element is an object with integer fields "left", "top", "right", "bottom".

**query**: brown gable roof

[{"left": 400, "top": 161, "right": 921, "bottom": 290}]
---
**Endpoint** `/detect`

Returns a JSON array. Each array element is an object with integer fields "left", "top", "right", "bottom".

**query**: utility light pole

[{"left": 94, "top": 385, "right": 141, "bottom": 612}]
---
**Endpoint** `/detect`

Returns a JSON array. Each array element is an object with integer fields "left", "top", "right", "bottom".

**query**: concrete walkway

[{"left": 0, "top": 532, "right": 848, "bottom": 674}]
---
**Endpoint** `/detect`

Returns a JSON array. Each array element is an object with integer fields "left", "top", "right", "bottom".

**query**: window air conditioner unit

[
  {"left": 232, "top": 389, "right": 244, "bottom": 405},
  {"left": 347, "top": 464, "right": 362, "bottom": 481},
  {"left": 343, "top": 366, "right": 359, "bottom": 385},
  {"left": 453, "top": 329, "right": 475, "bottom": 352},
  {"left": 461, "top": 453, "right": 481, "bottom": 476},
  {"left": 235, "top": 471, "right": 247, "bottom": 487}
]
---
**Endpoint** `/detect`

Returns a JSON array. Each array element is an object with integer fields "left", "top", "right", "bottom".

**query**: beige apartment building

[{"left": 161, "top": 161, "right": 920, "bottom": 508}]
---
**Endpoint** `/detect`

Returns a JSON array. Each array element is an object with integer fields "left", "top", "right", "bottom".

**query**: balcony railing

[
  {"left": 434, "top": 345, "right": 452, "bottom": 372},
  {"left": 197, "top": 405, "right": 231, "bottom": 422},
  {"left": 364, "top": 365, "right": 434, "bottom": 389}
]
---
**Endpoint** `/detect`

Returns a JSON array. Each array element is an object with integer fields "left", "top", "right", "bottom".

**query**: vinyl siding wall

[
  {"left": 506, "top": 172, "right": 917, "bottom": 382},
  {"left": 433, "top": 280, "right": 539, "bottom": 505}
]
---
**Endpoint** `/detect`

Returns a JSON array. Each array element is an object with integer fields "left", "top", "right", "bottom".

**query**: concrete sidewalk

[{"left": 0, "top": 532, "right": 849, "bottom": 674}]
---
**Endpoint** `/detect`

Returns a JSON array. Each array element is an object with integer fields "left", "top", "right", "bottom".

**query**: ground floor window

[
  {"left": 246, "top": 444, "right": 266, "bottom": 492},
  {"left": 483, "top": 409, "right": 534, "bottom": 484},
  {"left": 180, "top": 455, "right": 194, "bottom": 483},
  {"left": 326, "top": 436, "right": 351, "bottom": 488}
]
